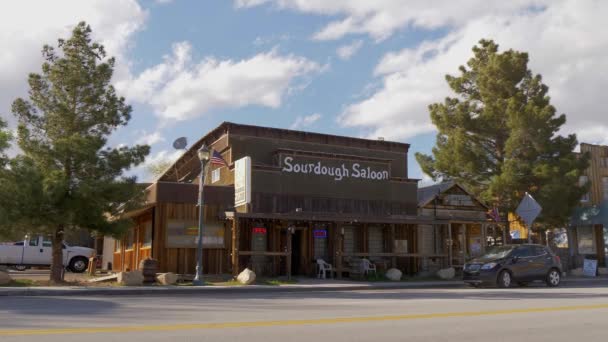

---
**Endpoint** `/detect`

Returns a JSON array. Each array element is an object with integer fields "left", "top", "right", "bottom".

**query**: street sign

[{"left": 515, "top": 192, "right": 542, "bottom": 226}]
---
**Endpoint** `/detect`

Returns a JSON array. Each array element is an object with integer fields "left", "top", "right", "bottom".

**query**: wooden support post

[
  {"left": 447, "top": 223, "right": 453, "bottom": 267},
  {"left": 481, "top": 223, "right": 487, "bottom": 254},
  {"left": 231, "top": 218, "right": 240, "bottom": 277},
  {"left": 336, "top": 224, "right": 343, "bottom": 279},
  {"left": 390, "top": 224, "right": 396, "bottom": 268},
  {"left": 286, "top": 227, "right": 292, "bottom": 280}
]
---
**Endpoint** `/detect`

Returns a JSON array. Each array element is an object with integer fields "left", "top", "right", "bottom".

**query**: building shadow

[{"left": 0, "top": 297, "right": 120, "bottom": 317}]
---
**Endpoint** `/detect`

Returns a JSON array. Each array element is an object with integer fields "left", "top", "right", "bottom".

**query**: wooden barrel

[{"left": 139, "top": 258, "right": 159, "bottom": 284}]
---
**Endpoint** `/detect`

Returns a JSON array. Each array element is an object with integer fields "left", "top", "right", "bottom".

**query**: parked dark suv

[{"left": 463, "top": 244, "right": 562, "bottom": 288}]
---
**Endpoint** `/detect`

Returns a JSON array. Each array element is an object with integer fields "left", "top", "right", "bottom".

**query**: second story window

[
  {"left": 212, "top": 168, "right": 220, "bottom": 183},
  {"left": 580, "top": 175, "right": 590, "bottom": 202}
]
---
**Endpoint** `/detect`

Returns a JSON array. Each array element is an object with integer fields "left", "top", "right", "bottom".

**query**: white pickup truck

[{"left": 0, "top": 235, "right": 95, "bottom": 273}]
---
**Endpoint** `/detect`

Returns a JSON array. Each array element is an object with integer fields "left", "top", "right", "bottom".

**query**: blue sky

[{"left": 1, "top": 0, "right": 607, "bottom": 182}]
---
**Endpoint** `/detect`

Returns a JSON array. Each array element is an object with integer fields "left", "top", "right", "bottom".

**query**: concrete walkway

[
  {"left": 1, "top": 275, "right": 607, "bottom": 297},
  {"left": 0, "top": 278, "right": 463, "bottom": 296}
]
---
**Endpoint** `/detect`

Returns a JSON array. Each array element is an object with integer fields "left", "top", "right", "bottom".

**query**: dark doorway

[{"left": 291, "top": 230, "right": 303, "bottom": 275}]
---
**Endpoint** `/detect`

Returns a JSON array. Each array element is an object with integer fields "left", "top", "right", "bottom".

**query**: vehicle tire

[
  {"left": 517, "top": 282, "right": 529, "bottom": 287},
  {"left": 69, "top": 257, "right": 89, "bottom": 273},
  {"left": 12, "top": 265, "right": 28, "bottom": 272},
  {"left": 497, "top": 270, "right": 512, "bottom": 288},
  {"left": 546, "top": 268, "right": 561, "bottom": 287}
]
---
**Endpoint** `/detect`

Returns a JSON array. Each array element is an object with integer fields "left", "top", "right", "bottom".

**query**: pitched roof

[
  {"left": 417, "top": 180, "right": 488, "bottom": 209},
  {"left": 417, "top": 180, "right": 455, "bottom": 207}
]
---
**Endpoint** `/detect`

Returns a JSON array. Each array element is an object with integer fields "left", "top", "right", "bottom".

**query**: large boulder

[
  {"left": 156, "top": 272, "right": 178, "bottom": 285},
  {"left": 385, "top": 268, "right": 402, "bottom": 281},
  {"left": 437, "top": 267, "right": 456, "bottom": 280},
  {"left": 117, "top": 271, "right": 144, "bottom": 286},
  {"left": 237, "top": 268, "right": 256, "bottom": 285},
  {"left": 0, "top": 270, "right": 10, "bottom": 285}
]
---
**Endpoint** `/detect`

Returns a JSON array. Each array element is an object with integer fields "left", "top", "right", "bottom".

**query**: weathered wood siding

[
  {"left": 153, "top": 202, "right": 229, "bottom": 274},
  {"left": 581, "top": 143, "right": 608, "bottom": 205}
]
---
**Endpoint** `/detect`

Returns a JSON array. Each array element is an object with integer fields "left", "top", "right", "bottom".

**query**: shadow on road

[
  {"left": 154, "top": 284, "right": 608, "bottom": 304},
  {"left": 0, "top": 297, "right": 120, "bottom": 316}
]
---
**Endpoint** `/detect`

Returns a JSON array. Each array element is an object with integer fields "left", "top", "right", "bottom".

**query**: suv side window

[
  {"left": 532, "top": 246, "right": 547, "bottom": 257},
  {"left": 28, "top": 237, "right": 39, "bottom": 247},
  {"left": 512, "top": 246, "right": 531, "bottom": 258}
]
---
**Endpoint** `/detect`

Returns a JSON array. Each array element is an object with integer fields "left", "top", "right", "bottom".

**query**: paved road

[{"left": 1, "top": 283, "right": 607, "bottom": 341}]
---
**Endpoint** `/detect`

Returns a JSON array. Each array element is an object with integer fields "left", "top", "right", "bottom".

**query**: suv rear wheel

[{"left": 546, "top": 269, "right": 561, "bottom": 287}]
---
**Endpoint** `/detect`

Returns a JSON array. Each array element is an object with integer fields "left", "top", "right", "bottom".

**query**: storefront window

[
  {"left": 604, "top": 227, "right": 608, "bottom": 256},
  {"left": 580, "top": 176, "right": 590, "bottom": 202},
  {"left": 343, "top": 226, "right": 355, "bottom": 255},
  {"left": 577, "top": 226, "right": 596, "bottom": 254},
  {"left": 313, "top": 227, "right": 328, "bottom": 260},
  {"left": 552, "top": 228, "right": 568, "bottom": 248},
  {"left": 468, "top": 225, "right": 482, "bottom": 258},
  {"left": 143, "top": 222, "right": 152, "bottom": 248},
  {"left": 368, "top": 226, "right": 383, "bottom": 255},
  {"left": 125, "top": 230, "right": 134, "bottom": 250}
]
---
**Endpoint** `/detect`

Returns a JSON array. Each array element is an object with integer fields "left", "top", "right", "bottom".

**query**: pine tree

[
  {"left": 0, "top": 119, "right": 9, "bottom": 167},
  {"left": 2, "top": 22, "right": 149, "bottom": 283},
  {"left": 416, "top": 39, "right": 589, "bottom": 228},
  {"left": 0, "top": 119, "right": 12, "bottom": 238}
]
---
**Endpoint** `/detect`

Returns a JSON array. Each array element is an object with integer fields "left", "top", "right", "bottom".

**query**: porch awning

[
  {"left": 225, "top": 211, "right": 451, "bottom": 225},
  {"left": 570, "top": 201, "right": 608, "bottom": 226}
]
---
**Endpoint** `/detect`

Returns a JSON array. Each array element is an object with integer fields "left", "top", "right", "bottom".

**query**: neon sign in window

[
  {"left": 313, "top": 229, "right": 327, "bottom": 238},
  {"left": 252, "top": 227, "right": 267, "bottom": 234}
]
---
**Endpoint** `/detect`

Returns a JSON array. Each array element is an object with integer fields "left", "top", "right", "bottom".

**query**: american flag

[
  {"left": 487, "top": 207, "right": 501, "bottom": 222},
  {"left": 210, "top": 150, "right": 229, "bottom": 167}
]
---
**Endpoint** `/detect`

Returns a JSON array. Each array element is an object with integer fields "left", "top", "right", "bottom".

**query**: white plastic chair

[
  {"left": 316, "top": 259, "right": 333, "bottom": 279},
  {"left": 361, "top": 258, "right": 377, "bottom": 276}
]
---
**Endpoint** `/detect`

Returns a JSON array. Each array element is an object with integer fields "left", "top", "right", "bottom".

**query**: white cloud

[
  {"left": 253, "top": 33, "right": 291, "bottom": 46},
  {"left": 419, "top": 173, "right": 437, "bottom": 187},
  {"left": 236, "top": 0, "right": 547, "bottom": 41},
  {"left": 290, "top": 113, "right": 322, "bottom": 129},
  {"left": 336, "top": 40, "right": 363, "bottom": 60},
  {"left": 135, "top": 149, "right": 184, "bottom": 182},
  {"left": 338, "top": 0, "right": 608, "bottom": 146},
  {"left": 0, "top": 0, "right": 146, "bottom": 125},
  {"left": 135, "top": 131, "right": 166, "bottom": 146},
  {"left": 116, "top": 43, "right": 321, "bottom": 121}
]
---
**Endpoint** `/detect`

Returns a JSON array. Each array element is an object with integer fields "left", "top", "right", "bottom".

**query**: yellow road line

[{"left": 2, "top": 303, "right": 608, "bottom": 336}]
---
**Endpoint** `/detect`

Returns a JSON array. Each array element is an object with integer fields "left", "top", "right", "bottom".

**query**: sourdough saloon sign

[{"left": 281, "top": 156, "right": 389, "bottom": 181}]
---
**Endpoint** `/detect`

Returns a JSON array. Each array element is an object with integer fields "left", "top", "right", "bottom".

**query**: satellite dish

[{"left": 172, "top": 137, "right": 188, "bottom": 150}]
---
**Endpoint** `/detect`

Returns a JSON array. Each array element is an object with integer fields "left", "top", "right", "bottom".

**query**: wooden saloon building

[{"left": 111, "top": 122, "right": 502, "bottom": 278}]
